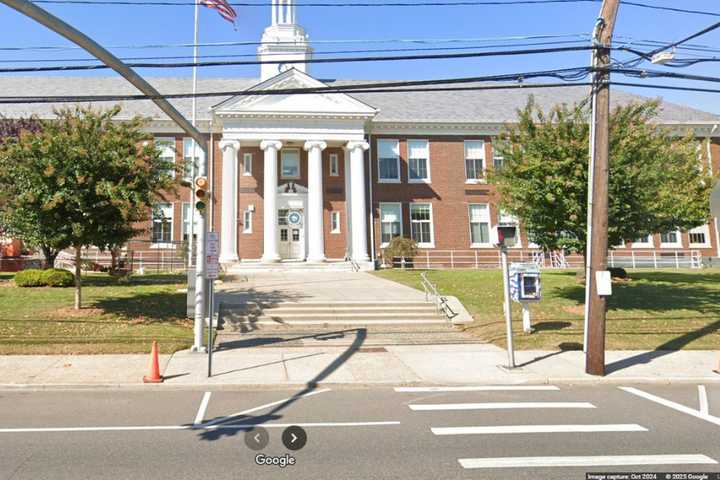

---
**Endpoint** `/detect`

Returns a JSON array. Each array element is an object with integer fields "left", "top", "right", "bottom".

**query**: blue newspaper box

[{"left": 509, "top": 263, "right": 541, "bottom": 302}]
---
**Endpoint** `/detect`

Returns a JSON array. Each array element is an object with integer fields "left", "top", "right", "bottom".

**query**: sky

[{"left": 2, "top": 0, "right": 720, "bottom": 113}]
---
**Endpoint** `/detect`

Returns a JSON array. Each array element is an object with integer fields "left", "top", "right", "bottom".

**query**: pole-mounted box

[{"left": 509, "top": 262, "right": 542, "bottom": 302}]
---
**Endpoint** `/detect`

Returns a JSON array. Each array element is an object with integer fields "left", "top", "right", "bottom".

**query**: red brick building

[{"left": 2, "top": 1, "right": 719, "bottom": 270}]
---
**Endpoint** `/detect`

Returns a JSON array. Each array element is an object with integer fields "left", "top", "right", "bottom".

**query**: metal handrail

[
  {"left": 350, "top": 259, "right": 360, "bottom": 272},
  {"left": 420, "top": 271, "right": 446, "bottom": 320}
]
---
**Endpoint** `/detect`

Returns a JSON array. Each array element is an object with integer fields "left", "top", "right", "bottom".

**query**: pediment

[{"left": 212, "top": 69, "right": 377, "bottom": 118}]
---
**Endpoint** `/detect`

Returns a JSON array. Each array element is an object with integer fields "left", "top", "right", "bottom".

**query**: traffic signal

[
  {"left": 492, "top": 225, "right": 519, "bottom": 248},
  {"left": 194, "top": 176, "right": 209, "bottom": 212}
]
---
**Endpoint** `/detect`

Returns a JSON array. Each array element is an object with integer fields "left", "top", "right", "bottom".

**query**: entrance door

[{"left": 278, "top": 209, "right": 304, "bottom": 260}]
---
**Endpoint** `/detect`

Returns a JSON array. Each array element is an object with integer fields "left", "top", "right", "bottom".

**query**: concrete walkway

[
  {"left": 216, "top": 271, "right": 427, "bottom": 304},
  {"left": 1, "top": 345, "right": 718, "bottom": 388}
]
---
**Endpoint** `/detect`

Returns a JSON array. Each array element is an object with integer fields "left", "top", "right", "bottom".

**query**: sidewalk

[{"left": 1, "top": 344, "right": 718, "bottom": 388}]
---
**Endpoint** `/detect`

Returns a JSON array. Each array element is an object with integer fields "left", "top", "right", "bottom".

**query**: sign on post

[{"left": 205, "top": 232, "right": 219, "bottom": 280}]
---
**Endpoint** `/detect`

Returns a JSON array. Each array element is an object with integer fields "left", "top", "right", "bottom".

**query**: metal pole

[
  {"left": 207, "top": 280, "right": 214, "bottom": 377},
  {"left": 193, "top": 211, "right": 206, "bottom": 352},
  {"left": 187, "top": 1, "right": 199, "bottom": 269},
  {"left": 501, "top": 247, "right": 515, "bottom": 368}
]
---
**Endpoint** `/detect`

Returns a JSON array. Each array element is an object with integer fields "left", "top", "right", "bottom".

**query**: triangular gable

[{"left": 212, "top": 68, "right": 377, "bottom": 117}]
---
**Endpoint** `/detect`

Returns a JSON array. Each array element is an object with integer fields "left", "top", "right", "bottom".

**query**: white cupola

[{"left": 257, "top": 0, "right": 314, "bottom": 81}]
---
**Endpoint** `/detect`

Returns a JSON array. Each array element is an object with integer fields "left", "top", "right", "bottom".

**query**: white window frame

[
  {"left": 243, "top": 209, "right": 253, "bottom": 234},
  {"left": 492, "top": 141, "right": 505, "bottom": 171},
  {"left": 181, "top": 202, "right": 200, "bottom": 242},
  {"left": 242, "top": 153, "right": 253, "bottom": 176},
  {"left": 330, "top": 211, "right": 341, "bottom": 234},
  {"left": 688, "top": 224, "right": 711, "bottom": 247},
  {"left": 407, "top": 139, "right": 431, "bottom": 183},
  {"left": 183, "top": 137, "right": 205, "bottom": 182},
  {"left": 152, "top": 203, "right": 174, "bottom": 246},
  {"left": 468, "top": 203, "right": 493, "bottom": 248},
  {"left": 379, "top": 202, "right": 403, "bottom": 247},
  {"left": 377, "top": 139, "right": 401, "bottom": 183},
  {"left": 464, "top": 140, "right": 486, "bottom": 184},
  {"left": 659, "top": 230, "right": 683, "bottom": 248},
  {"left": 632, "top": 234, "right": 654, "bottom": 248},
  {"left": 409, "top": 203, "right": 435, "bottom": 248},
  {"left": 329, "top": 153, "right": 339, "bottom": 177},
  {"left": 155, "top": 136, "right": 176, "bottom": 178},
  {"left": 280, "top": 148, "right": 301, "bottom": 180}
]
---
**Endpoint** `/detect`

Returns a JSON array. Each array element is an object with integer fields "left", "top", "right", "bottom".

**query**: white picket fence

[{"left": 387, "top": 249, "right": 702, "bottom": 270}]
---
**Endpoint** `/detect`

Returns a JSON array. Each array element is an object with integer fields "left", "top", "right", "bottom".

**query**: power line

[
  {"left": 31, "top": 0, "right": 599, "bottom": 6},
  {"left": 620, "top": 2, "right": 720, "bottom": 19},
  {"left": 0, "top": 33, "right": 591, "bottom": 51},
  {"left": 0, "top": 40, "right": 593, "bottom": 64},
  {"left": 0, "top": 81, "right": 592, "bottom": 104},
  {"left": 0, "top": 45, "right": 596, "bottom": 73}
]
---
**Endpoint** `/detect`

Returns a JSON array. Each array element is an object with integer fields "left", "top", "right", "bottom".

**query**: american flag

[{"left": 201, "top": 0, "right": 237, "bottom": 24}]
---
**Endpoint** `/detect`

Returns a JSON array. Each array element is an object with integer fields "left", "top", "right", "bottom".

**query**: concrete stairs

[
  {"left": 224, "top": 261, "right": 358, "bottom": 275},
  {"left": 216, "top": 300, "right": 480, "bottom": 347}
]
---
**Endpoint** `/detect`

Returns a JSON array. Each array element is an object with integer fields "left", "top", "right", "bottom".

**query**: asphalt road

[{"left": 0, "top": 384, "right": 718, "bottom": 480}]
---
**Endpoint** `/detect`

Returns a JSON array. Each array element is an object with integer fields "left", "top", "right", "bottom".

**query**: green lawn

[
  {"left": 373, "top": 269, "right": 720, "bottom": 350},
  {"left": 0, "top": 272, "right": 193, "bottom": 354}
]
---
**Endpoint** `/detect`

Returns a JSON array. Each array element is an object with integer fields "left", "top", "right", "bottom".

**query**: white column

[
  {"left": 347, "top": 141, "right": 370, "bottom": 262},
  {"left": 219, "top": 139, "right": 240, "bottom": 263},
  {"left": 261, "top": 140, "right": 282, "bottom": 263},
  {"left": 343, "top": 147, "right": 353, "bottom": 259},
  {"left": 304, "top": 140, "right": 327, "bottom": 262}
]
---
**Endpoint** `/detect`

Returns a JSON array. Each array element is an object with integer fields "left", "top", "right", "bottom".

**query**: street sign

[
  {"left": 205, "top": 232, "right": 219, "bottom": 280},
  {"left": 711, "top": 182, "right": 720, "bottom": 218}
]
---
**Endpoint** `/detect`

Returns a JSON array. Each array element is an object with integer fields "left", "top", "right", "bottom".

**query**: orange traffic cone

[{"left": 143, "top": 341, "right": 163, "bottom": 383}]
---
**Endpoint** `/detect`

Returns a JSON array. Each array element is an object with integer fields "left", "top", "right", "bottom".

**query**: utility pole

[{"left": 585, "top": 0, "right": 620, "bottom": 376}]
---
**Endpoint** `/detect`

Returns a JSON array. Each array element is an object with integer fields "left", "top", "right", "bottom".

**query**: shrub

[
  {"left": 609, "top": 267, "right": 628, "bottom": 279},
  {"left": 14, "top": 268, "right": 74, "bottom": 287},
  {"left": 42, "top": 268, "right": 75, "bottom": 287},
  {"left": 14, "top": 269, "right": 45, "bottom": 287},
  {"left": 384, "top": 237, "right": 418, "bottom": 265}
]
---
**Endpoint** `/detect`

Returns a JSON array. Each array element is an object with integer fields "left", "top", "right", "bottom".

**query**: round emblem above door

[{"left": 287, "top": 210, "right": 303, "bottom": 226}]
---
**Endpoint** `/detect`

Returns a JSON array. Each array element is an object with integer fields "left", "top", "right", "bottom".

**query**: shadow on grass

[
  {"left": 81, "top": 273, "right": 185, "bottom": 287},
  {"left": 94, "top": 290, "right": 186, "bottom": 323}
]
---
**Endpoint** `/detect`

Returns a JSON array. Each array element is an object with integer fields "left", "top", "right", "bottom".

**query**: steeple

[{"left": 257, "top": 0, "right": 314, "bottom": 81}]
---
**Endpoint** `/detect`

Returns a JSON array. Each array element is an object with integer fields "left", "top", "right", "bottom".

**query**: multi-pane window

[
  {"left": 492, "top": 142, "right": 505, "bottom": 171},
  {"left": 410, "top": 203, "right": 434, "bottom": 246},
  {"left": 152, "top": 203, "right": 173, "bottom": 244},
  {"left": 408, "top": 139, "right": 430, "bottom": 182},
  {"left": 281, "top": 150, "right": 300, "bottom": 179},
  {"left": 330, "top": 211, "right": 340, "bottom": 233},
  {"left": 181, "top": 202, "right": 199, "bottom": 241},
  {"left": 689, "top": 225, "right": 710, "bottom": 246},
  {"left": 379, "top": 203, "right": 402, "bottom": 246},
  {"left": 632, "top": 235, "right": 653, "bottom": 247},
  {"left": 660, "top": 231, "right": 681, "bottom": 246},
  {"left": 183, "top": 138, "right": 205, "bottom": 181},
  {"left": 243, "top": 210, "right": 253, "bottom": 233},
  {"left": 378, "top": 139, "right": 400, "bottom": 182},
  {"left": 468, "top": 204, "right": 491, "bottom": 246},
  {"left": 155, "top": 137, "right": 176, "bottom": 178},
  {"left": 329, "top": 153, "right": 339, "bottom": 176},
  {"left": 243, "top": 153, "right": 253, "bottom": 176},
  {"left": 464, "top": 140, "right": 485, "bottom": 181}
]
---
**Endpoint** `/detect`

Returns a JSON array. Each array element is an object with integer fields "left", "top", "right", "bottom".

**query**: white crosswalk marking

[
  {"left": 458, "top": 454, "right": 718, "bottom": 469},
  {"left": 394, "top": 385, "right": 560, "bottom": 393},
  {"left": 409, "top": 402, "right": 595, "bottom": 411},
  {"left": 432, "top": 424, "right": 647, "bottom": 435}
]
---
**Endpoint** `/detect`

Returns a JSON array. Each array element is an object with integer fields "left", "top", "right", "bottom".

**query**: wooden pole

[{"left": 586, "top": 0, "right": 620, "bottom": 376}]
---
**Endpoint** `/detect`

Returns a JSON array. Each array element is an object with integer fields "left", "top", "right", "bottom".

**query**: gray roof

[{"left": 1, "top": 76, "right": 718, "bottom": 124}]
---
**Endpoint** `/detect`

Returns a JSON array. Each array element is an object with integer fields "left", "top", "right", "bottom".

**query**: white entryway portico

[{"left": 212, "top": 69, "right": 377, "bottom": 267}]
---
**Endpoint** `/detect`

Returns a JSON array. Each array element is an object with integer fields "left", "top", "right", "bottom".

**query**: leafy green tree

[
  {"left": 493, "top": 98, "right": 714, "bottom": 258},
  {"left": 0, "top": 106, "right": 178, "bottom": 308}
]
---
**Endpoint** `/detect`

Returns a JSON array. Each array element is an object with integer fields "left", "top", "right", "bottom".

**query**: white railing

[
  {"left": 387, "top": 249, "right": 702, "bottom": 270},
  {"left": 420, "top": 271, "right": 454, "bottom": 322}
]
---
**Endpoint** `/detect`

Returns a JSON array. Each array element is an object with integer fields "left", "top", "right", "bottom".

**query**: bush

[
  {"left": 14, "top": 269, "right": 45, "bottom": 287},
  {"left": 384, "top": 237, "right": 418, "bottom": 266},
  {"left": 609, "top": 267, "right": 628, "bottom": 279},
  {"left": 42, "top": 268, "right": 75, "bottom": 287},
  {"left": 14, "top": 268, "right": 74, "bottom": 287}
]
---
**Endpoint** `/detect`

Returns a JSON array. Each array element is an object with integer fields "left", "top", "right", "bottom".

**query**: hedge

[{"left": 15, "top": 268, "right": 75, "bottom": 287}]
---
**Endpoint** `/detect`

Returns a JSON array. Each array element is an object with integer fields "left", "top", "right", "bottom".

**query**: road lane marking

[
  {"left": 432, "top": 424, "right": 646, "bottom": 435},
  {"left": 0, "top": 421, "right": 401, "bottom": 434},
  {"left": 458, "top": 454, "right": 718, "bottom": 469},
  {"left": 410, "top": 402, "right": 595, "bottom": 411},
  {"left": 201, "top": 388, "right": 331, "bottom": 427},
  {"left": 699, "top": 385, "right": 709, "bottom": 416},
  {"left": 193, "top": 392, "right": 212, "bottom": 426},
  {"left": 620, "top": 386, "right": 720, "bottom": 427},
  {"left": 394, "top": 386, "right": 560, "bottom": 393}
]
